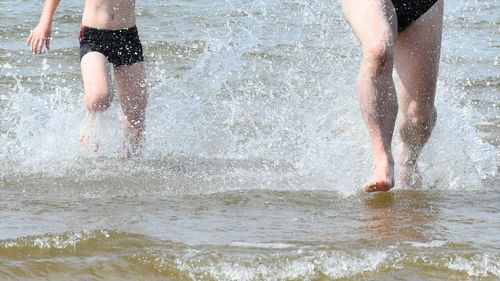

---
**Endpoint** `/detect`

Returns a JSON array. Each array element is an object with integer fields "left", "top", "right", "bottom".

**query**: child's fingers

[
  {"left": 30, "top": 38, "right": 36, "bottom": 53},
  {"left": 39, "top": 40, "right": 45, "bottom": 53},
  {"left": 26, "top": 33, "right": 32, "bottom": 46},
  {"left": 27, "top": 31, "right": 38, "bottom": 49},
  {"left": 31, "top": 38, "right": 38, "bottom": 53},
  {"left": 28, "top": 34, "right": 39, "bottom": 53},
  {"left": 36, "top": 39, "right": 44, "bottom": 54}
]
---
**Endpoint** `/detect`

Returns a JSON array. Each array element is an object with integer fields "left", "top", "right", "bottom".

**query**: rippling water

[{"left": 0, "top": 0, "right": 498, "bottom": 280}]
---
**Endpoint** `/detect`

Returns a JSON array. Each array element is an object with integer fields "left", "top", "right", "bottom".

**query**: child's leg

[
  {"left": 113, "top": 61, "right": 148, "bottom": 153},
  {"left": 81, "top": 52, "right": 113, "bottom": 110},
  {"left": 80, "top": 52, "right": 113, "bottom": 150}
]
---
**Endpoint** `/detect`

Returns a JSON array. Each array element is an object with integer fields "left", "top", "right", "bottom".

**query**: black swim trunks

[
  {"left": 79, "top": 25, "right": 144, "bottom": 67},
  {"left": 392, "top": 0, "right": 439, "bottom": 32}
]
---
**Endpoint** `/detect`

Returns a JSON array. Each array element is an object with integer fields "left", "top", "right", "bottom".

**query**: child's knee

[
  {"left": 125, "top": 107, "right": 146, "bottom": 123},
  {"left": 84, "top": 90, "right": 112, "bottom": 111}
]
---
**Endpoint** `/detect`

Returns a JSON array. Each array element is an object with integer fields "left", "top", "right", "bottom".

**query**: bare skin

[
  {"left": 27, "top": 0, "right": 147, "bottom": 155},
  {"left": 395, "top": 3, "right": 443, "bottom": 188},
  {"left": 342, "top": 0, "right": 443, "bottom": 192}
]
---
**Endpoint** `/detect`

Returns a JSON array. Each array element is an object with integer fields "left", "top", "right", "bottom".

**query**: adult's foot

[
  {"left": 363, "top": 159, "right": 395, "bottom": 192},
  {"left": 398, "top": 143, "right": 423, "bottom": 189}
]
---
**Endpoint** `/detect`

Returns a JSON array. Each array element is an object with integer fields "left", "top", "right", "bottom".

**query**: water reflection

[{"left": 361, "top": 190, "right": 441, "bottom": 242}]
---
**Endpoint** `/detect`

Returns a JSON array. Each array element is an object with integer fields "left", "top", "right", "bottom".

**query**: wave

[
  {"left": 0, "top": 230, "right": 155, "bottom": 257},
  {"left": 2, "top": 230, "right": 499, "bottom": 280}
]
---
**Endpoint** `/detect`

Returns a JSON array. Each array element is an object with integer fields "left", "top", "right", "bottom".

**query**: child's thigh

[
  {"left": 114, "top": 62, "right": 147, "bottom": 96},
  {"left": 81, "top": 52, "right": 112, "bottom": 97},
  {"left": 114, "top": 62, "right": 145, "bottom": 86}
]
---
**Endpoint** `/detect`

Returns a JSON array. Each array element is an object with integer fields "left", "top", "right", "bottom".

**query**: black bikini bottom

[{"left": 393, "top": 0, "right": 439, "bottom": 32}]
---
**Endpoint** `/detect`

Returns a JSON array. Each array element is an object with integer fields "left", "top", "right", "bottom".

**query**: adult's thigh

[
  {"left": 342, "top": 0, "right": 398, "bottom": 54},
  {"left": 395, "top": 0, "right": 444, "bottom": 112}
]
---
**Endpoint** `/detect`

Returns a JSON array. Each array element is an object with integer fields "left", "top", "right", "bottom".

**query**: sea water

[{"left": 0, "top": 0, "right": 498, "bottom": 280}]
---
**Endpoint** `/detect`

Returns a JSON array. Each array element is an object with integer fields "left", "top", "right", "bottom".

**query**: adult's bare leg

[
  {"left": 80, "top": 52, "right": 113, "bottom": 151},
  {"left": 395, "top": 1, "right": 443, "bottom": 188},
  {"left": 113, "top": 62, "right": 148, "bottom": 155},
  {"left": 342, "top": 0, "right": 399, "bottom": 192}
]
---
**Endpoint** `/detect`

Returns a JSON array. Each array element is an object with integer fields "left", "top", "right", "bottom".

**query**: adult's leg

[
  {"left": 113, "top": 62, "right": 148, "bottom": 154},
  {"left": 342, "top": 0, "right": 399, "bottom": 192},
  {"left": 395, "top": 1, "right": 443, "bottom": 188},
  {"left": 80, "top": 52, "right": 113, "bottom": 150}
]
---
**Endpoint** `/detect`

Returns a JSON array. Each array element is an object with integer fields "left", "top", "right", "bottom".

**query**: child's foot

[
  {"left": 121, "top": 115, "right": 144, "bottom": 157},
  {"left": 363, "top": 160, "right": 395, "bottom": 192},
  {"left": 80, "top": 111, "right": 100, "bottom": 152}
]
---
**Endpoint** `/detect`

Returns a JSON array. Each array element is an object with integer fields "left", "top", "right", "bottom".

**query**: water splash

[{"left": 0, "top": 0, "right": 497, "bottom": 194}]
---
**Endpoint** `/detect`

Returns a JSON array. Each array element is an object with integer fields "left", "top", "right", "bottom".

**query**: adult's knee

[
  {"left": 362, "top": 42, "right": 395, "bottom": 74},
  {"left": 405, "top": 101, "right": 436, "bottom": 123},
  {"left": 85, "top": 90, "right": 112, "bottom": 111},
  {"left": 400, "top": 103, "right": 437, "bottom": 144}
]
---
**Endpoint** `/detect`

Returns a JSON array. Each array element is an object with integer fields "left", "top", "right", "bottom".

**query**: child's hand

[{"left": 26, "top": 25, "right": 52, "bottom": 54}]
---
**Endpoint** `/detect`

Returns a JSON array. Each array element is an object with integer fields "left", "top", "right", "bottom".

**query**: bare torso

[{"left": 82, "top": 0, "right": 136, "bottom": 30}]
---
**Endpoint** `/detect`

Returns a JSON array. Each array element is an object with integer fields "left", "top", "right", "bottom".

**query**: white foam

[
  {"left": 172, "top": 248, "right": 390, "bottom": 281},
  {"left": 409, "top": 240, "right": 447, "bottom": 248},
  {"left": 447, "top": 253, "right": 500, "bottom": 277},
  {"left": 230, "top": 241, "right": 294, "bottom": 249}
]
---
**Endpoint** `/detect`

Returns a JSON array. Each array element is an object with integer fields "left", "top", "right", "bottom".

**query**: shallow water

[
  {"left": 0, "top": 0, "right": 499, "bottom": 280},
  {"left": 1, "top": 187, "right": 500, "bottom": 280}
]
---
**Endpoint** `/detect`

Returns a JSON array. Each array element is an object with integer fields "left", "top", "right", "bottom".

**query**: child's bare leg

[
  {"left": 395, "top": 1, "right": 443, "bottom": 188},
  {"left": 113, "top": 62, "right": 148, "bottom": 154},
  {"left": 342, "top": 0, "right": 399, "bottom": 192},
  {"left": 80, "top": 52, "right": 113, "bottom": 151}
]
